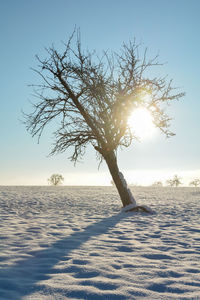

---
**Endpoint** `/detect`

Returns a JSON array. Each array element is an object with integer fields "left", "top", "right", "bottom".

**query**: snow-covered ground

[{"left": 0, "top": 186, "right": 200, "bottom": 299}]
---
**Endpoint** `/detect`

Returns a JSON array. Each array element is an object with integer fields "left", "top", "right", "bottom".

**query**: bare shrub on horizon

[
  {"left": 166, "top": 175, "right": 182, "bottom": 187},
  {"left": 48, "top": 174, "right": 64, "bottom": 186}
]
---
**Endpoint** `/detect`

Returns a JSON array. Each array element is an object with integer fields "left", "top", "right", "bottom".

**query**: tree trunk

[{"left": 104, "top": 151, "right": 136, "bottom": 208}]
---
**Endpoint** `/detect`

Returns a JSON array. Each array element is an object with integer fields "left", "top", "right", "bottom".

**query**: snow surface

[{"left": 0, "top": 186, "right": 200, "bottom": 299}]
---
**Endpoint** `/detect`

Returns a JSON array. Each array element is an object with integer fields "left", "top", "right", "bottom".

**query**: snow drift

[{"left": 0, "top": 186, "right": 200, "bottom": 299}]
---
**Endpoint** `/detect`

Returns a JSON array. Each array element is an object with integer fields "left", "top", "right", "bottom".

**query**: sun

[{"left": 128, "top": 107, "right": 156, "bottom": 140}]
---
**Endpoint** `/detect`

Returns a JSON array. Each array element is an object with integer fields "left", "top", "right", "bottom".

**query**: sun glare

[{"left": 128, "top": 107, "right": 156, "bottom": 140}]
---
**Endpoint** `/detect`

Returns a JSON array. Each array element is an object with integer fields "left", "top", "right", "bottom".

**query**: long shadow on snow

[{"left": 0, "top": 212, "right": 126, "bottom": 299}]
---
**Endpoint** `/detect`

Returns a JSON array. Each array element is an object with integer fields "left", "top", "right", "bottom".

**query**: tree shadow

[{"left": 0, "top": 212, "right": 125, "bottom": 299}]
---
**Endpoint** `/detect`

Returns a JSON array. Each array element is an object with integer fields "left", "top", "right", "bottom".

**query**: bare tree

[
  {"left": 48, "top": 174, "right": 64, "bottom": 186},
  {"left": 166, "top": 175, "right": 182, "bottom": 187},
  {"left": 24, "top": 30, "right": 184, "bottom": 211},
  {"left": 189, "top": 178, "right": 200, "bottom": 187}
]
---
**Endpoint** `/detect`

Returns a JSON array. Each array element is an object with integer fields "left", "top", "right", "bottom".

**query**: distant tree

[
  {"left": 24, "top": 29, "right": 184, "bottom": 212},
  {"left": 172, "top": 175, "right": 182, "bottom": 187},
  {"left": 152, "top": 181, "right": 163, "bottom": 187},
  {"left": 189, "top": 178, "right": 200, "bottom": 187},
  {"left": 166, "top": 175, "right": 182, "bottom": 187},
  {"left": 48, "top": 174, "right": 64, "bottom": 186}
]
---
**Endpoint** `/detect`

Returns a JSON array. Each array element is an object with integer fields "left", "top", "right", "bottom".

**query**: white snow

[
  {"left": 121, "top": 202, "right": 137, "bottom": 212},
  {"left": 0, "top": 186, "right": 200, "bottom": 299}
]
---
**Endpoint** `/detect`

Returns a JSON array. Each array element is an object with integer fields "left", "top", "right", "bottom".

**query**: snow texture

[
  {"left": 121, "top": 203, "right": 137, "bottom": 212},
  {"left": 0, "top": 186, "right": 200, "bottom": 299}
]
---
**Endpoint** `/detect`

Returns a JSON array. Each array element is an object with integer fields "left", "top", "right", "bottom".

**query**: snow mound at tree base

[{"left": 122, "top": 203, "right": 154, "bottom": 214}]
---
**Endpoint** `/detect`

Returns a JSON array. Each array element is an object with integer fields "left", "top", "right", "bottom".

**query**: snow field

[{"left": 0, "top": 186, "right": 200, "bottom": 299}]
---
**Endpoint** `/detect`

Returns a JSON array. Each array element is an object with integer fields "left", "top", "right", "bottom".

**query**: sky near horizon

[{"left": 1, "top": 0, "right": 200, "bottom": 186}]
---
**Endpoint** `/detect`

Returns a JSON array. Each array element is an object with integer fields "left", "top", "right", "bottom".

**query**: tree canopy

[
  {"left": 24, "top": 30, "right": 184, "bottom": 209},
  {"left": 25, "top": 31, "right": 184, "bottom": 163}
]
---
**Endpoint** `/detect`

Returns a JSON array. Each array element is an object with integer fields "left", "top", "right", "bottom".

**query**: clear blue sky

[{"left": 1, "top": 0, "right": 200, "bottom": 185}]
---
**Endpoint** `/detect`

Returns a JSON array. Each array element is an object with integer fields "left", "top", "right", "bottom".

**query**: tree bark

[{"left": 104, "top": 151, "right": 136, "bottom": 207}]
